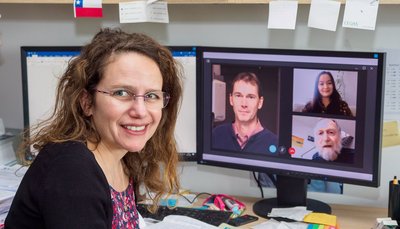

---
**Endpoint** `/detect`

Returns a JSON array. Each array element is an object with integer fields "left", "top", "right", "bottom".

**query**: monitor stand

[{"left": 253, "top": 175, "right": 331, "bottom": 219}]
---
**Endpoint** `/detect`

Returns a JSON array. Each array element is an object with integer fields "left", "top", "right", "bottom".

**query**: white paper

[
  {"left": 0, "top": 190, "right": 14, "bottom": 214},
  {"left": 0, "top": 211, "right": 8, "bottom": 225},
  {"left": 383, "top": 49, "right": 400, "bottom": 120},
  {"left": 252, "top": 218, "right": 309, "bottom": 229},
  {"left": 268, "top": 206, "right": 312, "bottom": 221},
  {"left": 0, "top": 141, "right": 16, "bottom": 166},
  {"left": 308, "top": 0, "right": 341, "bottom": 31},
  {"left": 268, "top": 0, "right": 298, "bottom": 30},
  {"left": 145, "top": 215, "right": 218, "bottom": 229},
  {"left": 0, "top": 118, "right": 4, "bottom": 136},
  {"left": 147, "top": 0, "right": 159, "bottom": 4},
  {"left": 119, "top": 0, "right": 169, "bottom": 24},
  {"left": 342, "top": 0, "right": 379, "bottom": 30},
  {"left": 0, "top": 164, "right": 27, "bottom": 192}
]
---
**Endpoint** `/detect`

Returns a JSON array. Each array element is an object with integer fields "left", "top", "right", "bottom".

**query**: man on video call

[
  {"left": 312, "top": 118, "right": 343, "bottom": 162},
  {"left": 308, "top": 118, "right": 344, "bottom": 193},
  {"left": 211, "top": 72, "right": 278, "bottom": 187}
]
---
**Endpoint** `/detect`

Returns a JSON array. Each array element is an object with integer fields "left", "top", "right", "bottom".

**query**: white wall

[{"left": 1, "top": 3, "right": 400, "bottom": 208}]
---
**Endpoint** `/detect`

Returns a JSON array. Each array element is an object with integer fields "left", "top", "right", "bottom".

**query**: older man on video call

[
  {"left": 312, "top": 119, "right": 342, "bottom": 162},
  {"left": 308, "top": 118, "right": 344, "bottom": 193}
]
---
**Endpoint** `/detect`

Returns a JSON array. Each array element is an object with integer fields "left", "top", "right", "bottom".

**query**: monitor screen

[
  {"left": 21, "top": 46, "right": 197, "bottom": 160},
  {"left": 196, "top": 46, "right": 385, "bottom": 216}
]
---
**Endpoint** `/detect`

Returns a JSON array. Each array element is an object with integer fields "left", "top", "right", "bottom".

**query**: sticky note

[
  {"left": 292, "top": 135, "right": 304, "bottom": 147},
  {"left": 382, "top": 121, "right": 400, "bottom": 147},
  {"left": 303, "top": 213, "right": 337, "bottom": 226}
]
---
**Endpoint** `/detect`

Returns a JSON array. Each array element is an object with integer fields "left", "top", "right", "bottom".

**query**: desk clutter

[
  {"left": 0, "top": 163, "right": 27, "bottom": 228},
  {"left": 140, "top": 192, "right": 340, "bottom": 228},
  {"left": 0, "top": 129, "right": 27, "bottom": 228},
  {"left": 373, "top": 217, "right": 399, "bottom": 229}
]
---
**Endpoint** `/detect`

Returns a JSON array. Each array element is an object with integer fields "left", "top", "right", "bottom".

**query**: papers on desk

[
  {"left": 0, "top": 134, "right": 17, "bottom": 165},
  {"left": 268, "top": 206, "right": 312, "bottom": 221},
  {"left": 0, "top": 190, "right": 14, "bottom": 216},
  {"left": 257, "top": 207, "right": 338, "bottom": 229},
  {"left": 0, "top": 211, "right": 8, "bottom": 228},
  {"left": 253, "top": 218, "right": 309, "bottom": 229},
  {"left": 0, "top": 162, "right": 27, "bottom": 224},
  {"left": 0, "top": 163, "right": 27, "bottom": 192},
  {"left": 144, "top": 215, "right": 218, "bottom": 229}
]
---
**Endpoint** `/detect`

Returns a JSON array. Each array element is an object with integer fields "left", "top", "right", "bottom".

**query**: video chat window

[
  {"left": 211, "top": 63, "right": 280, "bottom": 155},
  {"left": 292, "top": 68, "right": 358, "bottom": 117},
  {"left": 291, "top": 116, "right": 356, "bottom": 163}
]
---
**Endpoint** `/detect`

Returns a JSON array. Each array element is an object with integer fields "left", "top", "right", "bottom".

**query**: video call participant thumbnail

[
  {"left": 302, "top": 71, "right": 353, "bottom": 117},
  {"left": 212, "top": 72, "right": 278, "bottom": 154}
]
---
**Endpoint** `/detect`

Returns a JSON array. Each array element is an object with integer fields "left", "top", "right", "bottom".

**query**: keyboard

[{"left": 136, "top": 203, "right": 232, "bottom": 226}]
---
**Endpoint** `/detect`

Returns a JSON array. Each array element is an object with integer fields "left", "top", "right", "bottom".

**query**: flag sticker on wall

[{"left": 74, "top": 0, "right": 103, "bottom": 18}]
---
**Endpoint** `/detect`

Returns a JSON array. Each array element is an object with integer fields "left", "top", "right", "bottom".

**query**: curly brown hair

[{"left": 19, "top": 28, "right": 183, "bottom": 208}]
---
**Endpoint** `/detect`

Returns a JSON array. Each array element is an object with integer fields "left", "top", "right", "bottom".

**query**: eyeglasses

[{"left": 95, "top": 89, "right": 170, "bottom": 109}]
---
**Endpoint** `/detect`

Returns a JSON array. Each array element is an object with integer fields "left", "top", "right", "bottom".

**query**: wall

[{"left": 1, "top": 3, "right": 400, "bottom": 208}]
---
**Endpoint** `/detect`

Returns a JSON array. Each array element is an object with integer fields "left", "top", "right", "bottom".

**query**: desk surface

[{"left": 225, "top": 196, "right": 387, "bottom": 228}]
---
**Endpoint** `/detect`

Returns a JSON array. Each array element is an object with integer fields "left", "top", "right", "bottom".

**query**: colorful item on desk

[
  {"left": 307, "top": 224, "right": 337, "bottom": 229},
  {"left": 202, "top": 194, "right": 245, "bottom": 217},
  {"left": 303, "top": 212, "right": 337, "bottom": 227}
]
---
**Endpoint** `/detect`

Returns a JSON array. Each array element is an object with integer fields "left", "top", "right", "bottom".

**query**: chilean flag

[{"left": 74, "top": 0, "right": 103, "bottom": 18}]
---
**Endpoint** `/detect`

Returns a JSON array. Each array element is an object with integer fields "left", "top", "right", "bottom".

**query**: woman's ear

[{"left": 80, "top": 90, "right": 93, "bottom": 117}]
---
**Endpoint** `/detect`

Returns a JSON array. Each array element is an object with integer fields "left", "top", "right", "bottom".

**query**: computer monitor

[
  {"left": 21, "top": 46, "right": 197, "bottom": 160},
  {"left": 168, "top": 46, "right": 197, "bottom": 160},
  {"left": 196, "top": 46, "right": 385, "bottom": 217}
]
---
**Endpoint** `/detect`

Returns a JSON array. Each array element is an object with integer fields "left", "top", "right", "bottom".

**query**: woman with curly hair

[{"left": 5, "top": 28, "right": 183, "bottom": 229}]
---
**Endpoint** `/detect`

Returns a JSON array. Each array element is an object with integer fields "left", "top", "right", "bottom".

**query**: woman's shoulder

[
  {"left": 21, "top": 141, "right": 106, "bottom": 192},
  {"left": 339, "top": 100, "right": 350, "bottom": 106},
  {"left": 302, "top": 101, "right": 314, "bottom": 112},
  {"left": 43, "top": 140, "right": 87, "bottom": 152},
  {"left": 34, "top": 141, "right": 95, "bottom": 168},
  {"left": 338, "top": 100, "right": 353, "bottom": 116}
]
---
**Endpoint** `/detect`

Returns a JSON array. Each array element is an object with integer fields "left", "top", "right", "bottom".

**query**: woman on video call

[{"left": 302, "top": 71, "right": 353, "bottom": 116}]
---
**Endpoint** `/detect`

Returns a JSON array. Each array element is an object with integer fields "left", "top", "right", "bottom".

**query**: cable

[
  {"left": 252, "top": 171, "right": 264, "bottom": 198},
  {"left": 177, "top": 192, "right": 213, "bottom": 204},
  {"left": 14, "top": 164, "right": 27, "bottom": 177}
]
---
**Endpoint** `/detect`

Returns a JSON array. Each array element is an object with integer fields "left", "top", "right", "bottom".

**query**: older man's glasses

[{"left": 95, "top": 89, "right": 170, "bottom": 109}]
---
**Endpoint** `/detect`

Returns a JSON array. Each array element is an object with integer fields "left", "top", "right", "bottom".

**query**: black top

[
  {"left": 303, "top": 100, "right": 353, "bottom": 116},
  {"left": 312, "top": 151, "right": 354, "bottom": 164},
  {"left": 5, "top": 141, "right": 112, "bottom": 229}
]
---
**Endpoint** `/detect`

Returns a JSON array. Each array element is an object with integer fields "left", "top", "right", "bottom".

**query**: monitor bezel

[
  {"left": 20, "top": 46, "right": 198, "bottom": 161},
  {"left": 21, "top": 46, "right": 82, "bottom": 129},
  {"left": 196, "top": 46, "right": 385, "bottom": 188}
]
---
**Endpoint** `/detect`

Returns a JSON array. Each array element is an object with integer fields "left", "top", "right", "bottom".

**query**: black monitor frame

[
  {"left": 21, "top": 46, "right": 82, "bottom": 130},
  {"left": 20, "top": 46, "right": 198, "bottom": 161},
  {"left": 196, "top": 46, "right": 385, "bottom": 216}
]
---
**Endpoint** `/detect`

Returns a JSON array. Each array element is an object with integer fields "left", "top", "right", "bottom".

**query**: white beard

[{"left": 317, "top": 144, "right": 342, "bottom": 161}]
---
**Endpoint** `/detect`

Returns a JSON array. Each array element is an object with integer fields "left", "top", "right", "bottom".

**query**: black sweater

[{"left": 5, "top": 141, "right": 112, "bottom": 229}]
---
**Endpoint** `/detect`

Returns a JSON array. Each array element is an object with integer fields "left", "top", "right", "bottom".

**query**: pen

[{"left": 393, "top": 176, "right": 398, "bottom": 185}]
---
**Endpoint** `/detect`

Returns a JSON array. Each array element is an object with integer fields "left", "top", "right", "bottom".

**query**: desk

[{"left": 224, "top": 196, "right": 387, "bottom": 228}]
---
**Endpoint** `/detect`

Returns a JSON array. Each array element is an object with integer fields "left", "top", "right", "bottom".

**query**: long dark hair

[{"left": 310, "top": 71, "right": 342, "bottom": 113}]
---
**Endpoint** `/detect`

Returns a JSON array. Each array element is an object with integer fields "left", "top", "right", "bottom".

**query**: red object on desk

[{"left": 202, "top": 194, "right": 245, "bottom": 214}]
